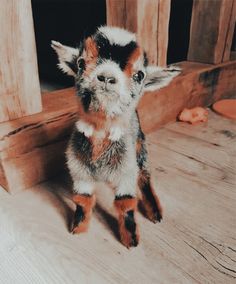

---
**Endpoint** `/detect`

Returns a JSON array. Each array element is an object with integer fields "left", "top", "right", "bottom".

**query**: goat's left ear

[
  {"left": 51, "top": 40, "right": 80, "bottom": 76},
  {"left": 144, "top": 65, "right": 181, "bottom": 92}
]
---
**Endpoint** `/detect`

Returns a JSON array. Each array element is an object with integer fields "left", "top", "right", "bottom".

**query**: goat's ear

[
  {"left": 144, "top": 65, "right": 181, "bottom": 92},
  {"left": 51, "top": 40, "right": 79, "bottom": 76}
]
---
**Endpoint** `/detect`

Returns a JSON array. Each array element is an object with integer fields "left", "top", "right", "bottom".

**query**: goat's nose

[{"left": 97, "top": 75, "right": 116, "bottom": 84}]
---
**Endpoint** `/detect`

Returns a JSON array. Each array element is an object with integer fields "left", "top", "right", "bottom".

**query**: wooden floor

[{"left": 0, "top": 110, "right": 235, "bottom": 283}]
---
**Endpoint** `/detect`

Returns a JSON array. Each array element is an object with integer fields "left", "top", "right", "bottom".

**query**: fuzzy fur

[{"left": 52, "top": 26, "right": 180, "bottom": 248}]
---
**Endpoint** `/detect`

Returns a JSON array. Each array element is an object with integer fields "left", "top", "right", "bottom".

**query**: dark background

[{"left": 32, "top": 0, "right": 193, "bottom": 89}]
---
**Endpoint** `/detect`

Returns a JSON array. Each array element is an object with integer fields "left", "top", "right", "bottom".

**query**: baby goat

[{"left": 52, "top": 26, "right": 180, "bottom": 248}]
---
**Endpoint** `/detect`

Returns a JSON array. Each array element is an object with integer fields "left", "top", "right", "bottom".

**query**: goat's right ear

[
  {"left": 144, "top": 65, "right": 181, "bottom": 92},
  {"left": 51, "top": 40, "right": 79, "bottom": 76}
]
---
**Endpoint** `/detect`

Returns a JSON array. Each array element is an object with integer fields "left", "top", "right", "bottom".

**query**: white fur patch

[
  {"left": 51, "top": 40, "right": 79, "bottom": 76},
  {"left": 73, "top": 180, "right": 95, "bottom": 195},
  {"left": 98, "top": 26, "right": 136, "bottom": 46},
  {"left": 144, "top": 65, "right": 181, "bottom": 92},
  {"left": 109, "top": 126, "right": 124, "bottom": 141},
  {"left": 76, "top": 120, "right": 94, "bottom": 137}
]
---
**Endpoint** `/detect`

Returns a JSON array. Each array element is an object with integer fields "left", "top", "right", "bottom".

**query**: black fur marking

[
  {"left": 65, "top": 55, "right": 78, "bottom": 74},
  {"left": 143, "top": 52, "right": 148, "bottom": 67},
  {"left": 124, "top": 210, "right": 138, "bottom": 247},
  {"left": 136, "top": 116, "right": 147, "bottom": 170},
  {"left": 145, "top": 77, "right": 162, "bottom": 88},
  {"left": 73, "top": 204, "right": 85, "bottom": 228},
  {"left": 141, "top": 177, "right": 162, "bottom": 222},
  {"left": 94, "top": 32, "right": 138, "bottom": 70},
  {"left": 77, "top": 58, "right": 86, "bottom": 74},
  {"left": 77, "top": 89, "right": 93, "bottom": 112},
  {"left": 115, "top": 195, "right": 134, "bottom": 200},
  {"left": 71, "top": 130, "right": 92, "bottom": 161}
]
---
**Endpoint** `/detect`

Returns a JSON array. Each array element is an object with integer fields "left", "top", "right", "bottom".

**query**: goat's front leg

[
  {"left": 71, "top": 180, "right": 96, "bottom": 234},
  {"left": 113, "top": 174, "right": 139, "bottom": 248}
]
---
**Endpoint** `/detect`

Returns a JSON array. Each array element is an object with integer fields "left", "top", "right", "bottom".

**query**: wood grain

[
  {"left": 0, "top": 0, "right": 42, "bottom": 123},
  {"left": 157, "top": 0, "right": 171, "bottom": 67},
  {"left": 0, "top": 111, "right": 235, "bottom": 282},
  {"left": 188, "top": 0, "right": 235, "bottom": 64}
]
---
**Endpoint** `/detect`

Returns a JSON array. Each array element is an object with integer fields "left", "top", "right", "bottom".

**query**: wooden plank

[
  {"left": 1, "top": 60, "right": 236, "bottom": 193},
  {"left": 0, "top": 0, "right": 42, "bottom": 123},
  {"left": 157, "top": 0, "right": 171, "bottom": 66},
  {"left": 106, "top": 0, "right": 170, "bottom": 66},
  {"left": 223, "top": 0, "right": 236, "bottom": 61},
  {"left": 106, "top": 0, "right": 126, "bottom": 28},
  {"left": 0, "top": 88, "right": 77, "bottom": 193},
  {"left": 188, "top": 0, "right": 234, "bottom": 64},
  {"left": 138, "top": 60, "right": 236, "bottom": 133},
  {"left": 0, "top": 114, "right": 235, "bottom": 282},
  {"left": 136, "top": 0, "right": 159, "bottom": 65},
  {"left": 166, "top": 111, "right": 236, "bottom": 149}
]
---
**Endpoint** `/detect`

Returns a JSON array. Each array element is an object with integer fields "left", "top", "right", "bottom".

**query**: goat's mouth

[{"left": 94, "top": 87, "right": 120, "bottom": 101}]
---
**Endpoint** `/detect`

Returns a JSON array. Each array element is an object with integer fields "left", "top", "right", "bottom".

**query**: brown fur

[
  {"left": 90, "top": 135, "right": 111, "bottom": 161},
  {"left": 118, "top": 215, "right": 140, "bottom": 248},
  {"left": 114, "top": 198, "right": 137, "bottom": 214},
  {"left": 138, "top": 170, "right": 163, "bottom": 222},
  {"left": 72, "top": 194, "right": 96, "bottom": 234},
  {"left": 114, "top": 198, "right": 140, "bottom": 248},
  {"left": 77, "top": 100, "right": 107, "bottom": 130},
  {"left": 83, "top": 37, "right": 99, "bottom": 77},
  {"left": 136, "top": 138, "right": 142, "bottom": 154},
  {"left": 124, "top": 47, "right": 142, "bottom": 77}
]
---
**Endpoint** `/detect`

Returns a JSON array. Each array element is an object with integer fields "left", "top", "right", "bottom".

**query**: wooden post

[
  {"left": 0, "top": 0, "right": 42, "bottom": 123},
  {"left": 106, "top": 0, "right": 171, "bottom": 66},
  {"left": 188, "top": 0, "right": 236, "bottom": 64},
  {"left": 223, "top": 0, "right": 236, "bottom": 61}
]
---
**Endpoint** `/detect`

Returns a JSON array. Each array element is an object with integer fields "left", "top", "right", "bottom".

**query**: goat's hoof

[
  {"left": 70, "top": 221, "right": 88, "bottom": 234},
  {"left": 144, "top": 203, "right": 163, "bottom": 223},
  {"left": 121, "top": 231, "right": 140, "bottom": 248}
]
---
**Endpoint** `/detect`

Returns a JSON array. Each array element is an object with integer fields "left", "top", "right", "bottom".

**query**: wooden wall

[
  {"left": 0, "top": 0, "right": 42, "bottom": 123},
  {"left": 106, "top": 0, "right": 171, "bottom": 66},
  {"left": 188, "top": 0, "right": 236, "bottom": 64}
]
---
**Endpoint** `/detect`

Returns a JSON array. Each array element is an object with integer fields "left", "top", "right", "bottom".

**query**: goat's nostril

[
  {"left": 97, "top": 75, "right": 106, "bottom": 82},
  {"left": 107, "top": 77, "right": 116, "bottom": 84}
]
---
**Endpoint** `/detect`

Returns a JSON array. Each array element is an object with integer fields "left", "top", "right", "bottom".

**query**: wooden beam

[
  {"left": 188, "top": 0, "right": 235, "bottom": 64},
  {"left": 0, "top": 88, "right": 77, "bottom": 194},
  {"left": 1, "top": 61, "right": 236, "bottom": 193},
  {"left": 138, "top": 60, "right": 236, "bottom": 133},
  {"left": 106, "top": 0, "right": 170, "bottom": 66},
  {"left": 0, "top": 0, "right": 42, "bottom": 123}
]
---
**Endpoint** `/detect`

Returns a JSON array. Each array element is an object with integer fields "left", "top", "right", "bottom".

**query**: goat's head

[{"left": 52, "top": 26, "right": 180, "bottom": 117}]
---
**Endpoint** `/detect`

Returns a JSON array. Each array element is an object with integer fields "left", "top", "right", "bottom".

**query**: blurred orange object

[
  {"left": 178, "top": 107, "right": 208, "bottom": 124},
  {"left": 212, "top": 99, "right": 236, "bottom": 120}
]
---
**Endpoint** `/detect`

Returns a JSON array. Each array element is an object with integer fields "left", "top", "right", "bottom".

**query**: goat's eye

[
  {"left": 77, "top": 58, "right": 85, "bottom": 70},
  {"left": 133, "top": 71, "right": 145, "bottom": 83}
]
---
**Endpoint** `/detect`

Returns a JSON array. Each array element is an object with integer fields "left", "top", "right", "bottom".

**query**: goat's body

[
  {"left": 66, "top": 111, "right": 140, "bottom": 196},
  {"left": 52, "top": 26, "right": 180, "bottom": 247}
]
